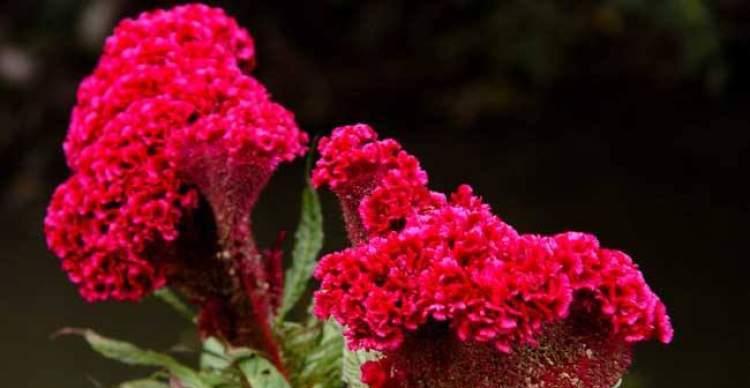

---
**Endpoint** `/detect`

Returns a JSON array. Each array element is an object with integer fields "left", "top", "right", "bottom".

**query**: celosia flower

[
  {"left": 312, "top": 124, "right": 672, "bottom": 387},
  {"left": 45, "top": 98, "right": 198, "bottom": 301},
  {"left": 45, "top": 2, "right": 307, "bottom": 319},
  {"left": 64, "top": 4, "right": 256, "bottom": 166},
  {"left": 312, "top": 124, "right": 444, "bottom": 243}
]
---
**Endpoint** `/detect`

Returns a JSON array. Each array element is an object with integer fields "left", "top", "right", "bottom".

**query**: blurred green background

[{"left": 0, "top": 0, "right": 746, "bottom": 386}]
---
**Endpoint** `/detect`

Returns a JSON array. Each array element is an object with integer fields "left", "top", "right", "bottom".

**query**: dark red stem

[{"left": 215, "top": 199, "right": 288, "bottom": 378}]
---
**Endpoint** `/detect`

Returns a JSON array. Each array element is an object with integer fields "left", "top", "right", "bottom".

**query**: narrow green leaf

[
  {"left": 299, "top": 320, "right": 344, "bottom": 388},
  {"left": 199, "top": 337, "right": 291, "bottom": 388},
  {"left": 275, "top": 318, "right": 344, "bottom": 388},
  {"left": 118, "top": 379, "right": 169, "bottom": 388},
  {"left": 153, "top": 287, "right": 195, "bottom": 321},
  {"left": 237, "top": 354, "right": 291, "bottom": 388},
  {"left": 56, "top": 328, "right": 210, "bottom": 388},
  {"left": 279, "top": 180, "right": 324, "bottom": 319},
  {"left": 198, "top": 371, "right": 238, "bottom": 388},
  {"left": 199, "top": 337, "right": 230, "bottom": 371}
]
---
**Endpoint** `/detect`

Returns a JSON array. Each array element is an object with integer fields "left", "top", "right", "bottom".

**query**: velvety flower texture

[
  {"left": 312, "top": 124, "right": 672, "bottom": 387},
  {"left": 312, "top": 124, "right": 444, "bottom": 243},
  {"left": 45, "top": 4, "right": 306, "bottom": 303}
]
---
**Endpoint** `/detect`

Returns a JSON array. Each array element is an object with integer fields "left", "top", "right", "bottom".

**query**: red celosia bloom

[
  {"left": 312, "top": 124, "right": 672, "bottom": 387},
  {"left": 45, "top": 2, "right": 307, "bottom": 314},
  {"left": 46, "top": 98, "right": 198, "bottom": 301},
  {"left": 64, "top": 4, "right": 256, "bottom": 167},
  {"left": 312, "top": 124, "right": 443, "bottom": 243},
  {"left": 361, "top": 358, "right": 405, "bottom": 388}
]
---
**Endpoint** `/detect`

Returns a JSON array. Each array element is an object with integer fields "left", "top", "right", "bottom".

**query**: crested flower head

[
  {"left": 312, "top": 125, "right": 672, "bottom": 387},
  {"left": 45, "top": 4, "right": 306, "bottom": 302},
  {"left": 46, "top": 98, "right": 198, "bottom": 301},
  {"left": 312, "top": 124, "right": 442, "bottom": 243},
  {"left": 64, "top": 4, "right": 257, "bottom": 166}
]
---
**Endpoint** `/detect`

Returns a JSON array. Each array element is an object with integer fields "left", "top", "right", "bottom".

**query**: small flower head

[{"left": 312, "top": 124, "right": 441, "bottom": 243}]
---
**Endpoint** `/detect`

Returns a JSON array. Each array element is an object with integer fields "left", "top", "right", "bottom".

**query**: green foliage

[
  {"left": 279, "top": 153, "right": 324, "bottom": 320},
  {"left": 200, "top": 337, "right": 290, "bottom": 388},
  {"left": 118, "top": 379, "right": 170, "bottom": 388},
  {"left": 303, "top": 321, "right": 345, "bottom": 388},
  {"left": 200, "top": 337, "right": 231, "bottom": 371},
  {"left": 278, "top": 186, "right": 323, "bottom": 319},
  {"left": 276, "top": 319, "right": 344, "bottom": 388},
  {"left": 56, "top": 328, "right": 211, "bottom": 388},
  {"left": 57, "top": 327, "right": 301, "bottom": 387},
  {"left": 237, "top": 354, "right": 290, "bottom": 388},
  {"left": 153, "top": 287, "right": 196, "bottom": 322}
]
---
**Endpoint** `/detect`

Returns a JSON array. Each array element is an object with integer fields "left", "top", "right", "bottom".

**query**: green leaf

[
  {"left": 197, "top": 371, "right": 237, "bottom": 388},
  {"left": 278, "top": 176, "right": 324, "bottom": 319},
  {"left": 118, "top": 379, "right": 170, "bottom": 388},
  {"left": 153, "top": 287, "right": 195, "bottom": 321},
  {"left": 299, "top": 320, "right": 344, "bottom": 388},
  {"left": 199, "top": 337, "right": 292, "bottom": 388},
  {"left": 56, "top": 328, "right": 211, "bottom": 388},
  {"left": 199, "top": 337, "right": 230, "bottom": 371},
  {"left": 275, "top": 319, "right": 344, "bottom": 388},
  {"left": 237, "top": 353, "right": 291, "bottom": 388}
]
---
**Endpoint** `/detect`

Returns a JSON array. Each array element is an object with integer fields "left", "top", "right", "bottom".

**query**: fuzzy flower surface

[
  {"left": 45, "top": 4, "right": 306, "bottom": 302},
  {"left": 312, "top": 124, "right": 672, "bottom": 387},
  {"left": 312, "top": 124, "right": 444, "bottom": 243}
]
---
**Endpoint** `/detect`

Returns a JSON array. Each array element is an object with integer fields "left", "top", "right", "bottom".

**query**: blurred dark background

[{"left": 1, "top": 0, "right": 747, "bottom": 387}]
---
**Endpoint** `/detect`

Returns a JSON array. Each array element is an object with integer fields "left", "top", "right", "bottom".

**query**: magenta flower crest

[
  {"left": 312, "top": 124, "right": 672, "bottom": 387},
  {"left": 312, "top": 124, "right": 444, "bottom": 243},
  {"left": 44, "top": 6, "right": 307, "bottom": 370}
]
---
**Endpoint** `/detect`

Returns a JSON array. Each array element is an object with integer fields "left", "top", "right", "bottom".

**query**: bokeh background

[{"left": 1, "top": 0, "right": 747, "bottom": 387}]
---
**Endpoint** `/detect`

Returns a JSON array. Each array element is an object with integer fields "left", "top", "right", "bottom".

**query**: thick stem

[
  {"left": 335, "top": 182, "right": 374, "bottom": 245},
  {"left": 238, "top": 250, "right": 287, "bottom": 376},
  {"left": 172, "top": 139, "right": 289, "bottom": 377},
  {"left": 210, "top": 174, "right": 288, "bottom": 378}
]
